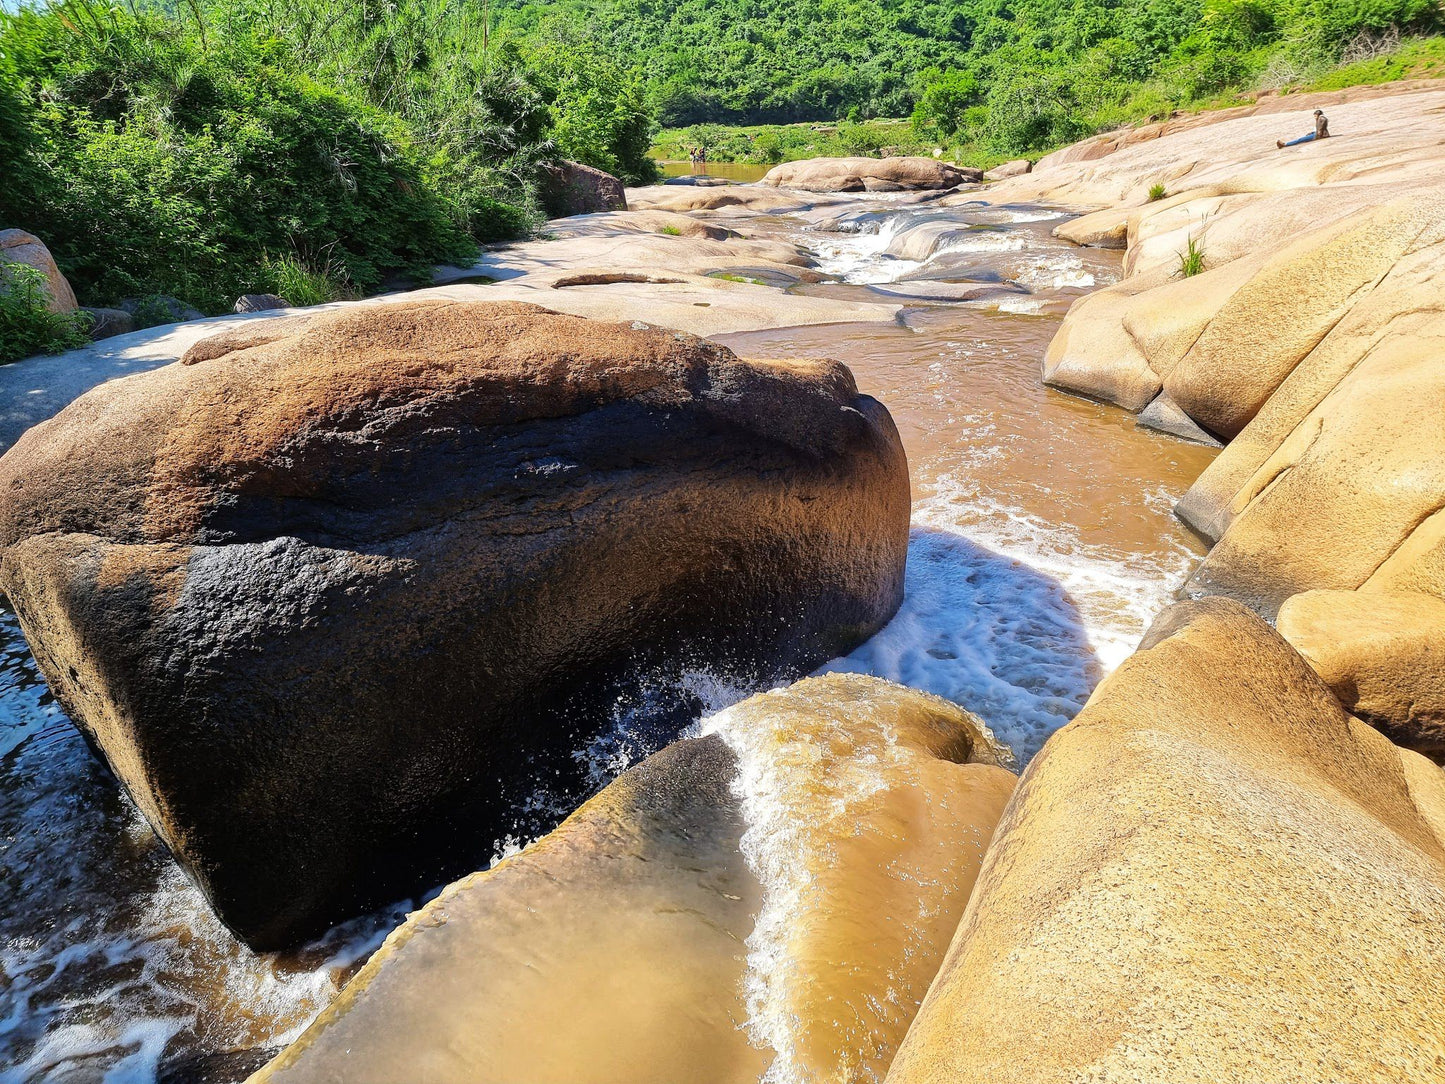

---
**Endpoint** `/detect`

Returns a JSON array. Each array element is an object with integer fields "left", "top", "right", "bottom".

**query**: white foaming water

[
  {"left": 821, "top": 480, "right": 1198, "bottom": 761},
  {"left": 995, "top": 208, "right": 1068, "bottom": 224},
  {"left": 700, "top": 697, "right": 898, "bottom": 1084},
  {"left": 1008, "top": 252, "right": 1097, "bottom": 290},
  {"left": 922, "top": 231, "right": 1028, "bottom": 261},
  {"left": 805, "top": 215, "right": 922, "bottom": 284},
  {"left": 993, "top": 296, "right": 1049, "bottom": 314}
]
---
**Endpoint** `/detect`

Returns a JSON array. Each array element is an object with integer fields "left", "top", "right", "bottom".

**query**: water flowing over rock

[
  {"left": 760, "top": 157, "right": 979, "bottom": 192},
  {"left": 0, "top": 300, "right": 910, "bottom": 949},
  {"left": 248, "top": 673, "right": 1015, "bottom": 1084},
  {"left": 998, "top": 85, "right": 1445, "bottom": 756},
  {"left": 886, "top": 597, "right": 1445, "bottom": 1084}
]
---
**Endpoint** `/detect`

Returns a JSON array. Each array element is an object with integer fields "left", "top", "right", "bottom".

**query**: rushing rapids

[{"left": 0, "top": 190, "right": 1214, "bottom": 1081}]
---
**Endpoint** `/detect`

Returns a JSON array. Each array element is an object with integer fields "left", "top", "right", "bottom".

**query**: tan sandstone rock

[
  {"left": 625, "top": 184, "right": 822, "bottom": 215},
  {"left": 1278, "top": 589, "right": 1445, "bottom": 759},
  {"left": 1183, "top": 312, "right": 1445, "bottom": 616},
  {"left": 1178, "top": 240, "right": 1445, "bottom": 541},
  {"left": 250, "top": 673, "right": 1016, "bottom": 1084},
  {"left": 1051, "top": 207, "right": 1128, "bottom": 248},
  {"left": 0, "top": 228, "right": 78, "bottom": 312},
  {"left": 885, "top": 597, "right": 1445, "bottom": 1084},
  {"left": 1161, "top": 195, "right": 1445, "bottom": 440},
  {"left": 1040, "top": 267, "right": 1170, "bottom": 410},
  {"left": 984, "top": 159, "right": 1031, "bottom": 182},
  {"left": 761, "top": 157, "right": 977, "bottom": 193}
]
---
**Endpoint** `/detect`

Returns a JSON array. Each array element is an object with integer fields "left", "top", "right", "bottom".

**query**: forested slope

[{"left": 498, "top": 0, "right": 1444, "bottom": 141}]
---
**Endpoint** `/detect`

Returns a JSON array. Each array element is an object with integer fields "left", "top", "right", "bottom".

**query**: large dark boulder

[
  {"left": 0, "top": 300, "right": 909, "bottom": 948},
  {"left": 539, "top": 160, "right": 628, "bottom": 218}
]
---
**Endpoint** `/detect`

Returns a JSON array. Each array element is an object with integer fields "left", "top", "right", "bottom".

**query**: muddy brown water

[
  {"left": 660, "top": 161, "right": 773, "bottom": 183},
  {"left": 0, "top": 194, "right": 1215, "bottom": 1082}
]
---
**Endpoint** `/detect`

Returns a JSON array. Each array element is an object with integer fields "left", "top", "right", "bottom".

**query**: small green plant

[
  {"left": 659, "top": 224, "right": 683, "bottom": 236},
  {"left": 1178, "top": 235, "right": 1206, "bottom": 277},
  {"left": 1148, "top": 183, "right": 1167, "bottom": 201},
  {"left": 0, "top": 263, "right": 92, "bottom": 364}
]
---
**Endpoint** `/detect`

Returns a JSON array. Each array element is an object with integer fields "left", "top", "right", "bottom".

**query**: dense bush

[
  {"left": 1, "top": 6, "right": 480, "bottom": 312},
  {"left": 0, "top": 263, "right": 91, "bottom": 363},
  {"left": 0, "top": 0, "right": 664, "bottom": 328}
]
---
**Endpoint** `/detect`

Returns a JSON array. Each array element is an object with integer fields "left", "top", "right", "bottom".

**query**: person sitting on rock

[{"left": 1277, "top": 109, "right": 1329, "bottom": 149}]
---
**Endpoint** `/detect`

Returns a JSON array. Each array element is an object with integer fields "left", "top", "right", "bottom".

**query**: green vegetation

[
  {"left": 0, "top": 0, "right": 661, "bottom": 325},
  {"left": 0, "top": 263, "right": 91, "bottom": 363},
  {"left": 1149, "top": 183, "right": 1169, "bottom": 201},
  {"left": 653, "top": 118, "right": 936, "bottom": 165},
  {"left": 1178, "top": 235, "right": 1207, "bottom": 277},
  {"left": 501, "top": 0, "right": 1442, "bottom": 161},
  {"left": 712, "top": 272, "right": 770, "bottom": 286},
  {"left": 3, "top": 0, "right": 1441, "bottom": 344}
]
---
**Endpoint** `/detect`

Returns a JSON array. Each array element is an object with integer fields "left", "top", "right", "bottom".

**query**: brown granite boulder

[
  {"left": 0, "top": 300, "right": 910, "bottom": 948},
  {"left": 540, "top": 160, "right": 628, "bottom": 218},
  {"left": 0, "top": 228, "right": 78, "bottom": 312}
]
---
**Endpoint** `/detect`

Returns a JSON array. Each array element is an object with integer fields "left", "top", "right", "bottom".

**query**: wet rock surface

[
  {"left": 0, "top": 299, "right": 910, "bottom": 948},
  {"left": 250, "top": 673, "right": 1014, "bottom": 1084}
]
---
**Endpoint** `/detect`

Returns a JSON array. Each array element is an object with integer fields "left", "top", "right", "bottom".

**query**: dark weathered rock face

[
  {"left": 233, "top": 293, "right": 290, "bottom": 313},
  {"left": 0, "top": 299, "right": 910, "bottom": 949},
  {"left": 540, "top": 160, "right": 628, "bottom": 218}
]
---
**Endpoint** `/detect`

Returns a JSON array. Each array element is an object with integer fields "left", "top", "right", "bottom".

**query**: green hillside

[{"left": 496, "top": 0, "right": 1444, "bottom": 142}]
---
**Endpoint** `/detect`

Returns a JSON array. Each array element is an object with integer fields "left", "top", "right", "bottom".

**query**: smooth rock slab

[
  {"left": 0, "top": 300, "right": 910, "bottom": 948},
  {"left": 886, "top": 597, "right": 1445, "bottom": 1084},
  {"left": 1279, "top": 589, "right": 1445, "bottom": 759}
]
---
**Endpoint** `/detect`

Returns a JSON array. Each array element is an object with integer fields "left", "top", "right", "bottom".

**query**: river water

[{"left": 0, "top": 193, "right": 1214, "bottom": 1082}]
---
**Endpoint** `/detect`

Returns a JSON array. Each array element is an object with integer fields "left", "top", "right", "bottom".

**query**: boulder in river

[
  {"left": 886, "top": 597, "right": 1445, "bottom": 1084},
  {"left": 233, "top": 293, "right": 289, "bottom": 313},
  {"left": 249, "top": 673, "right": 1015, "bottom": 1084},
  {"left": 0, "top": 228, "right": 78, "bottom": 313},
  {"left": 760, "top": 157, "right": 979, "bottom": 192},
  {"left": 0, "top": 299, "right": 910, "bottom": 949}
]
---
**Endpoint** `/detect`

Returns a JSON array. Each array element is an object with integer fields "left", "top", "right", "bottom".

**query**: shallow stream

[{"left": 0, "top": 193, "right": 1214, "bottom": 1082}]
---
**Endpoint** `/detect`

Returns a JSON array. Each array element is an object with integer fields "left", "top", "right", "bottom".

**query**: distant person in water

[{"left": 1278, "top": 109, "right": 1330, "bottom": 149}]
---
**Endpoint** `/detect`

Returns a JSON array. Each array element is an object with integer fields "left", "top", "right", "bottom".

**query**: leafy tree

[{"left": 911, "top": 69, "right": 981, "bottom": 136}]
